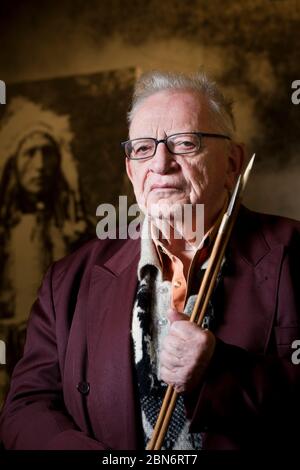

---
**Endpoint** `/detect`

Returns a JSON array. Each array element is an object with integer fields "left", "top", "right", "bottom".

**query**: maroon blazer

[{"left": 1, "top": 207, "right": 300, "bottom": 450}]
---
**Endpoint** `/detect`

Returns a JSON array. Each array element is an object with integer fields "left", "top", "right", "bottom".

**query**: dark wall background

[{"left": 1, "top": 0, "right": 299, "bottom": 218}]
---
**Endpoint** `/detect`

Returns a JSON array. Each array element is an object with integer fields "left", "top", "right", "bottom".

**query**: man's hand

[{"left": 160, "top": 308, "right": 216, "bottom": 393}]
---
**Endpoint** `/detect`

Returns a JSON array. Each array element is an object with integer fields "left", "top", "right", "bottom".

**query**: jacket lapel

[
  {"left": 86, "top": 238, "right": 141, "bottom": 450},
  {"left": 216, "top": 207, "right": 285, "bottom": 353}
]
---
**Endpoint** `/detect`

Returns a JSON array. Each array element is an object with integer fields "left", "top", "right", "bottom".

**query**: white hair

[{"left": 128, "top": 71, "right": 235, "bottom": 138}]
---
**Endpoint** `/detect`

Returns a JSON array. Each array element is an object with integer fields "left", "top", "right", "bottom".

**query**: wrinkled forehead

[{"left": 129, "top": 89, "right": 213, "bottom": 138}]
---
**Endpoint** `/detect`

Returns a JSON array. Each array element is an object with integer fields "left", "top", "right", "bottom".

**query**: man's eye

[
  {"left": 175, "top": 139, "right": 196, "bottom": 149},
  {"left": 134, "top": 144, "right": 152, "bottom": 154},
  {"left": 25, "top": 148, "right": 36, "bottom": 158}
]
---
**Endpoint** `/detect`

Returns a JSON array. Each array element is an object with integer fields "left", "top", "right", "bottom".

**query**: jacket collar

[{"left": 94, "top": 236, "right": 141, "bottom": 276}]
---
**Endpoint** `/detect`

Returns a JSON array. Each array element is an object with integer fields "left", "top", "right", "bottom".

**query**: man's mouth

[
  {"left": 30, "top": 177, "right": 43, "bottom": 185},
  {"left": 150, "top": 184, "right": 181, "bottom": 191}
]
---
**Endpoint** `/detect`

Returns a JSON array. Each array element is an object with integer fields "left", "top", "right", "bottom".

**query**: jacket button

[{"left": 77, "top": 381, "right": 90, "bottom": 395}]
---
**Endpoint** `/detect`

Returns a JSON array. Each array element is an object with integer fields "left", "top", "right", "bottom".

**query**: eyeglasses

[{"left": 121, "top": 131, "right": 231, "bottom": 160}]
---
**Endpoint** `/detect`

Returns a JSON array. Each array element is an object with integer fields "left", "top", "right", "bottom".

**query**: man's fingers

[
  {"left": 163, "top": 334, "right": 185, "bottom": 355},
  {"left": 160, "top": 365, "right": 186, "bottom": 393},
  {"left": 169, "top": 320, "right": 202, "bottom": 341},
  {"left": 160, "top": 349, "right": 183, "bottom": 369}
]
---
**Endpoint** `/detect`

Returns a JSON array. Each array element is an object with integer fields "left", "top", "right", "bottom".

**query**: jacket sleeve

[
  {"left": 186, "top": 230, "right": 300, "bottom": 448},
  {"left": 0, "top": 265, "right": 105, "bottom": 450}
]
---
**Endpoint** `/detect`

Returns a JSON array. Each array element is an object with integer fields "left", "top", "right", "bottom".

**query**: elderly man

[{"left": 0, "top": 71, "right": 299, "bottom": 451}]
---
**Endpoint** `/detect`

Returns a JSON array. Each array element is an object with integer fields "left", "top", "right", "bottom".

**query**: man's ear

[{"left": 225, "top": 142, "right": 245, "bottom": 191}]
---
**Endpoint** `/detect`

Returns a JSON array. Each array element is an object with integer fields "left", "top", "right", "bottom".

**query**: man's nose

[
  {"left": 149, "top": 141, "right": 174, "bottom": 174},
  {"left": 31, "top": 149, "right": 44, "bottom": 171}
]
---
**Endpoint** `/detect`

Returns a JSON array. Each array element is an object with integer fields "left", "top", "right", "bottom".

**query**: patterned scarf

[{"left": 131, "top": 261, "right": 222, "bottom": 449}]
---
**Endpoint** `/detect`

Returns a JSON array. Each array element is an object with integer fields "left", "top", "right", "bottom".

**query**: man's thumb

[{"left": 167, "top": 308, "right": 189, "bottom": 324}]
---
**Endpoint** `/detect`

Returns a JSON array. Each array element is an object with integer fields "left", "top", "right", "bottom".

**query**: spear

[{"left": 146, "top": 154, "right": 256, "bottom": 450}]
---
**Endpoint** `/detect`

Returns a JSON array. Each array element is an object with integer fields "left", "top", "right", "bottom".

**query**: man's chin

[
  {"left": 145, "top": 200, "right": 187, "bottom": 221},
  {"left": 146, "top": 192, "right": 187, "bottom": 208}
]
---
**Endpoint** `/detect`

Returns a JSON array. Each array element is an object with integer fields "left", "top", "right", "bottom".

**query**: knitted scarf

[{"left": 131, "top": 262, "right": 222, "bottom": 449}]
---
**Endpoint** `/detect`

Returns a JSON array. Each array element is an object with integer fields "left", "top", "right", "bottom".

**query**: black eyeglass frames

[{"left": 121, "top": 131, "right": 231, "bottom": 160}]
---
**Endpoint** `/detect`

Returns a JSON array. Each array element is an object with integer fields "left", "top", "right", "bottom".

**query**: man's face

[
  {"left": 126, "top": 90, "right": 243, "bottom": 230},
  {"left": 16, "top": 132, "right": 60, "bottom": 195}
]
